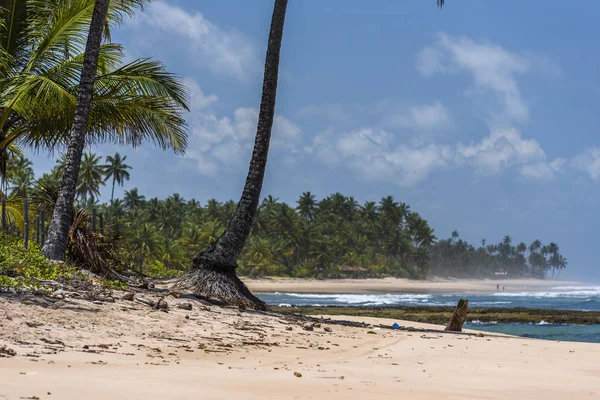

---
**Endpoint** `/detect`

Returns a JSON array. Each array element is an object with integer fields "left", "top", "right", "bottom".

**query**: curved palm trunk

[
  {"left": 41, "top": 0, "right": 110, "bottom": 261},
  {"left": 177, "top": 0, "right": 288, "bottom": 310}
]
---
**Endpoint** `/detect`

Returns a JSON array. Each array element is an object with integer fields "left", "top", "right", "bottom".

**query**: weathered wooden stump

[{"left": 445, "top": 299, "right": 469, "bottom": 332}]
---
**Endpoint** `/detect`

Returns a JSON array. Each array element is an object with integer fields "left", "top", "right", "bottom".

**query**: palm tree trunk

[
  {"left": 111, "top": 175, "right": 116, "bottom": 204},
  {"left": 41, "top": 0, "right": 110, "bottom": 261},
  {"left": 176, "top": 0, "right": 288, "bottom": 310}
]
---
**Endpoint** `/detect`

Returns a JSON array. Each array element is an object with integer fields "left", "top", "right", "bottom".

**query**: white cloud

[
  {"left": 183, "top": 79, "right": 218, "bottom": 111},
  {"left": 418, "top": 33, "right": 530, "bottom": 122},
  {"left": 571, "top": 147, "right": 600, "bottom": 180},
  {"left": 519, "top": 158, "right": 565, "bottom": 181},
  {"left": 388, "top": 101, "right": 452, "bottom": 130},
  {"left": 130, "top": 1, "right": 258, "bottom": 81},
  {"left": 313, "top": 129, "right": 452, "bottom": 186},
  {"left": 183, "top": 80, "right": 302, "bottom": 175},
  {"left": 457, "top": 127, "right": 545, "bottom": 173}
]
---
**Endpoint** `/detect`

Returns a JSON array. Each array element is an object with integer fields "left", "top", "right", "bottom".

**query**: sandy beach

[
  {"left": 1, "top": 292, "right": 599, "bottom": 400},
  {"left": 245, "top": 277, "right": 586, "bottom": 294}
]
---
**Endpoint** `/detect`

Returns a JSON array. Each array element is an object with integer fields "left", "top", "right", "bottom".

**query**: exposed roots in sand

[{"left": 175, "top": 257, "right": 266, "bottom": 311}]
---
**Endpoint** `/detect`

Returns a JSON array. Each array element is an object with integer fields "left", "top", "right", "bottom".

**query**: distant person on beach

[
  {"left": 497, "top": 284, "right": 500, "bottom": 291},
  {"left": 503, "top": 286, "right": 505, "bottom": 291}
]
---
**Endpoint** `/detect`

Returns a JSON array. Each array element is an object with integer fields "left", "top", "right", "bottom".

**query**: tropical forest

[{"left": 3, "top": 152, "right": 568, "bottom": 280}]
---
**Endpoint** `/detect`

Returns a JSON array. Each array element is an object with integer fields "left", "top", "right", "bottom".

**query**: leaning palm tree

[
  {"left": 41, "top": 0, "right": 112, "bottom": 260},
  {"left": 103, "top": 152, "right": 131, "bottom": 203},
  {"left": 0, "top": 0, "right": 190, "bottom": 260},
  {"left": 175, "top": 0, "right": 288, "bottom": 310}
]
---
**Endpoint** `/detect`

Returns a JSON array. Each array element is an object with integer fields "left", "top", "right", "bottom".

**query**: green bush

[
  {"left": 0, "top": 235, "right": 76, "bottom": 280},
  {"left": 145, "top": 260, "right": 182, "bottom": 278}
]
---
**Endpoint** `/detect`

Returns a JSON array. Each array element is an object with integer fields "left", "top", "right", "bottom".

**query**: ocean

[{"left": 257, "top": 285, "right": 600, "bottom": 343}]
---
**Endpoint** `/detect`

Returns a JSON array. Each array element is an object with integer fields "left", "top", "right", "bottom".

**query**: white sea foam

[
  {"left": 470, "top": 320, "right": 498, "bottom": 325},
  {"left": 273, "top": 292, "right": 432, "bottom": 306},
  {"left": 492, "top": 287, "right": 600, "bottom": 298}
]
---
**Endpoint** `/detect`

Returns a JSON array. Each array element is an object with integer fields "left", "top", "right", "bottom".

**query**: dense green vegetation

[
  {"left": 3, "top": 152, "right": 567, "bottom": 280},
  {"left": 0, "top": 236, "right": 77, "bottom": 290}
]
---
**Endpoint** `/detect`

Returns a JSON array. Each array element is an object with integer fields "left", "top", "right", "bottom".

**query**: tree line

[{"left": 4, "top": 151, "right": 567, "bottom": 280}]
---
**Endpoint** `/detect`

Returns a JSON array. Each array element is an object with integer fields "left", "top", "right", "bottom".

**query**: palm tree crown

[{"left": 103, "top": 152, "right": 131, "bottom": 203}]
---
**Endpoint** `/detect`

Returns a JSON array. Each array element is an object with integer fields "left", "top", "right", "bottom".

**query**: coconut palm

[
  {"left": 76, "top": 152, "right": 104, "bottom": 205},
  {"left": 123, "top": 187, "right": 145, "bottom": 210},
  {"left": 176, "top": 0, "right": 288, "bottom": 309},
  {"left": 103, "top": 153, "right": 131, "bottom": 203},
  {"left": 296, "top": 191, "right": 317, "bottom": 220},
  {"left": 10, "top": 0, "right": 190, "bottom": 260}
]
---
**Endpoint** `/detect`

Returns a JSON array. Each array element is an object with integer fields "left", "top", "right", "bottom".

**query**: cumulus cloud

[
  {"left": 571, "top": 147, "right": 600, "bottom": 180},
  {"left": 128, "top": 1, "right": 258, "bottom": 81},
  {"left": 311, "top": 129, "right": 452, "bottom": 186},
  {"left": 183, "top": 80, "right": 302, "bottom": 175},
  {"left": 519, "top": 159, "right": 565, "bottom": 181},
  {"left": 456, "top": 127, "right": 545, "bottom": 173},
  {"left": 418, "top": 33, "right": 530, "bottom": 122},
  {"left": 388, "top": 101, "right": 452, "bottom": 130}
]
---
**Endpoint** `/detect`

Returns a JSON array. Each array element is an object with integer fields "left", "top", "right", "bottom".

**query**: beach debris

[
  {"left": 392, "top": 323, "right": 400, "bottom": 329},
  {"left": 445, "top": 299, "right": 469, "bottom": 332},
  {"left": 122, "top": 292, "right": 135, "bottom": 301},
  {"left": 155, "top": 298, "right": 169, "bottom": 311},
  {"left": 286, "top": 326, "right": 293, "bottom": 331},
  {"left": 476, "top": 332, "right": 484, "bottom": 338},
  {"left": 313, "top": 323, "right": 321, "bottom": 328},
  {"left": 168, "top": 291, "right": 181, "bottom": 298},
  {"left": 324, "top": 326, "right": 332, "bottom": 332},
  {"left": 367, "top": 330, "right": 377, "bottom": 334},
  {"left": 294, "top": 371, "right": 302, "bottom": 377},
  {"left": 134, "top": 296, "right": 156, "bottom": 307},
  {"left": 177, "top": 302, "right": 193, "bottom": 311},
  {"left": 303, "top": 323, "right": 314, "bottom": 331},
  {"left": 0, "top": 345, "right": 16, "bottom": 357}
]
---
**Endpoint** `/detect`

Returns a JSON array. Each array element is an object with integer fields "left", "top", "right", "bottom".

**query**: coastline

[
  {"left": 1, "top": 293, "right": 599, "bottom": 400},
  {"left": 244, "top": 277, "right": 587, "bottom": 294}
]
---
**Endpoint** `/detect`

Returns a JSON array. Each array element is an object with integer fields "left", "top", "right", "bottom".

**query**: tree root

[{"left": 174, "top": 259, "right": 266, "bottom": 311}]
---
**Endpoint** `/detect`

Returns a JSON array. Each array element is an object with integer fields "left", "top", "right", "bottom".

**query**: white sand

[
  {"left": 245, "top": 277, "right": 586, "bottom": 294},
  {"left": 1, "top": 293, "right": 599, "bottom": 400}
]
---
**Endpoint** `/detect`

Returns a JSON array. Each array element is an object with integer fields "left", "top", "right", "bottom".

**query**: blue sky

[{"left": 28, "top": 1, "right": 600, "bottom": 281}]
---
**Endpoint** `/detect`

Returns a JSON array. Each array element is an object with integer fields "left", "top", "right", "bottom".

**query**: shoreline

[
  {"left": 245, "top": 277, "right": 589, "bottom": 294},
  {"left": 1, "top": 293, "right": 599, "bottom": 399}
]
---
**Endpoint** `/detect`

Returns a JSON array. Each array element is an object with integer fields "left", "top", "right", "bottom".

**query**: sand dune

[{"left": 1, "top": 293, "right": 599, "bottom": 400}]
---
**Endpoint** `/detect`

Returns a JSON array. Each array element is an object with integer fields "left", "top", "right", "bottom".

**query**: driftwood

[{"left": 445, "top": 299, "right": 469, "bottom": 332}]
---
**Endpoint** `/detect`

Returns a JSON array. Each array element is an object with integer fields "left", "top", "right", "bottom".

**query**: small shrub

[{"left": 145, "top": 261, "right": 182, "bottom": 278}]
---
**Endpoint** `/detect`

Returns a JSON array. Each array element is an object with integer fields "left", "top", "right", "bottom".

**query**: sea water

[{"left": 257, "top": 286, "right": 600, "bottom": 343}]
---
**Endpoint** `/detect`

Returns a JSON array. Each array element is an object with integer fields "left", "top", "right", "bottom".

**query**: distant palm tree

[
  {"left": 76, "top": 153, "right": 104, "bottom": 205},
  {"left": 296, "top": 192, "right": 317, "bottom": 220},
  {"left": 123, "top": 188, "right": 145, "bottom": 210},
  {"left": 104, "top": 153, "right": 132, "bottom": 203}
]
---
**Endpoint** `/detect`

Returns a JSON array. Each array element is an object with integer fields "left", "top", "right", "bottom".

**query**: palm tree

[
  {"left": 34, "top": 0, "right": 188, "bottom": 260},
  {"left": 123, "top": 188, "right": 145, "bottom": 210},
  {"left": 76, "top": 152, "right": 104, "bottom": 205},
  {"left": 176, "top": 0, "right": 288, "bottom": 309},
  {"left": 296, "top": 191, "right": 317, "bottom": 220},
  {"left": 103, "top": 153, "right": 131, "bottom": 203}
]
